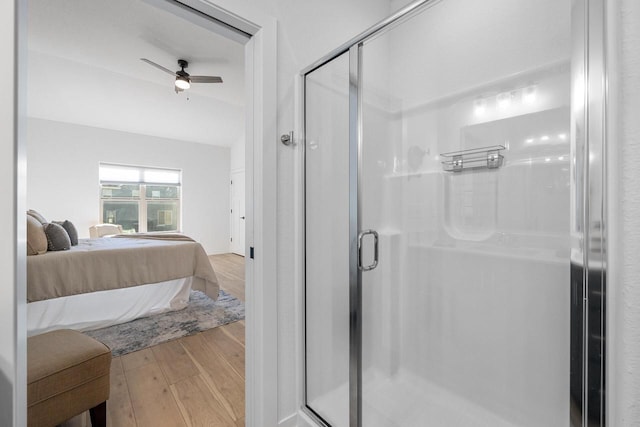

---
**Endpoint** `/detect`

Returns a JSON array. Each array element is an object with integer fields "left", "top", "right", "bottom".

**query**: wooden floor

[
  {"left": 209, "top": 254, "right": 245, "bottom": 302},
  {"left": 61, "top": 253, "right": 246, "bottom": 427}
]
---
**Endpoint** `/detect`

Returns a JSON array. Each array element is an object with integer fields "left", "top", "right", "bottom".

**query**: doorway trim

[
  {"left": 14, "top": 1, "right": 278, "bottom": 426},
  {"left": 230, "top": 169, "right": 246, "bottom": 256}
]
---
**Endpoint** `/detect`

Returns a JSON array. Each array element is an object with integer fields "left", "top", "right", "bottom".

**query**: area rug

[{"left": 84, "top": 290, "right": 244, "bottom": 356}]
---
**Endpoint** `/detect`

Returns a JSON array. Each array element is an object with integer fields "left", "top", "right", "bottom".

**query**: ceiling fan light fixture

[
  {"left": 141, "top": 58, "right": 222, "bottom": 91},
  {"left": 175, "top": 76, "right": 190, "bottom": 90}
]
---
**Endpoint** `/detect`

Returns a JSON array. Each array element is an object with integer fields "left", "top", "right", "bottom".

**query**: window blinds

[{"left": 99, "top": 163, "right": 181, "bottom": 186}]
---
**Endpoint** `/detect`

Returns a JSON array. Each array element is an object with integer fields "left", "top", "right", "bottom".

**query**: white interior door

[{"left": 231, "top": 170, "right": 246, "bottom": 256}]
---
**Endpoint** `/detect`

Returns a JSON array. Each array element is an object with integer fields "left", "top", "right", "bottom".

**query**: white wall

[
  {"left": 27, "top": 118, "right": 231, "bottom": 255},
  {"left": 230, "top": 132, "right": 246, "bottom": 172},
  {"left": 1, "top": 0, "right": 18, "bottom": 424},
  {"left": 611, "top": 0, "right": 640, "bottom": 424}
]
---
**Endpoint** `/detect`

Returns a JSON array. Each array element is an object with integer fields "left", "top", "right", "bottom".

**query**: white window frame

[{"left": 99, "top": 163, "right": 182, "bottom": 233}]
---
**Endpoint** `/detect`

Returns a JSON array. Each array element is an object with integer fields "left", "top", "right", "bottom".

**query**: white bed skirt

[{"left": 27, "top": 277, "right": 194, "bottom": 336}]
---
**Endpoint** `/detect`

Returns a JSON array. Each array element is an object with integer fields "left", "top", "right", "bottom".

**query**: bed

[{"left": 27, "top": 234, "right": 219, "bottom": 336}]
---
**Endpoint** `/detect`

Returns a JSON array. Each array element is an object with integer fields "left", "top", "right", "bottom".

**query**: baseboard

[
  {"left": 278, "top": 412, "right": 299, "bottom": 427},
  {"left": 279, "top": 410, "right": 324, "bottom": 427},
  {"left": 291, "top": 409, "right": 325, "bottom": 427}
]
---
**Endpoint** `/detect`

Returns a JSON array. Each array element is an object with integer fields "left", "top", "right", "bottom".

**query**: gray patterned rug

[{"left": 85, "top": 290, "right": 244, "bottom": 356}]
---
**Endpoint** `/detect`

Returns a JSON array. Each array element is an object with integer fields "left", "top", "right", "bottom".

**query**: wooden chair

[{"left": 88, "top": 223, "right": 123, "bottom": 238}]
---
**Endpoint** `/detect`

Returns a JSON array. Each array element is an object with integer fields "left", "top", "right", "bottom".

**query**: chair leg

[{"left": 89, "top": 401, "right": 107, "bottom": 427}]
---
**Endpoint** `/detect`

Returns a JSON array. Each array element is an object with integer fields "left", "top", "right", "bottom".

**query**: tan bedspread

[
  {"left": 27, "top": 237, "right": 219, "bottom": 303},
  {"left": 111, "top": 233, "right": 196, "bottom": 242}
]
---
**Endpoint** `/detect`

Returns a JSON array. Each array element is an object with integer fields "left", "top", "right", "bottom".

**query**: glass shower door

[
  {"left": 304, "top": 52, "right": 351, "bottom": 427},
  {"left": 358, "top": 0, "right": 571, "bottom": 426}
]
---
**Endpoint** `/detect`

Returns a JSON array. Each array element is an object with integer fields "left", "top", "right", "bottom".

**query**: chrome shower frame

[
  {"left": 299, "top": 0, "right": 608, "bottom": 425},
  {"left": 570, "top": 0, "right": 608, "bottom": 426}
]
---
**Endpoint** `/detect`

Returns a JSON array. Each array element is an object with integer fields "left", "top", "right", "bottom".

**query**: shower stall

[{"left": 302, "top": 0, "right": 606, "bottom": 426}]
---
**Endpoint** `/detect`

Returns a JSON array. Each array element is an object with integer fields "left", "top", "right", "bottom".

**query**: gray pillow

[
  {"left": 53, "top": 220, "right": 78, "bottom": 246},
  {"left": 44, "top": 222, "right": 71, "bottom": 251}
]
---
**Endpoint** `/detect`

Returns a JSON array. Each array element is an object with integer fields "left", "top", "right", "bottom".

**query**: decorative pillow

[
  {"left": 26, "top": 215, "right": 47, "bottom": 255},
  {"left": 27, "top": 209, "right": 48, "bottom": 225},
  {"left": 44, "top": 222, "right": 71, "bottom": 251},
  {"left": 53, "top": 220, "right": 79, "bottom": 246}
]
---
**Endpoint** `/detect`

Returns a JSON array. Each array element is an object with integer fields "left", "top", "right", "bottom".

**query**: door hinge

[
  {"left": 250, "top": 247, "right": 255, "bottom": 259},
  {"left": 230, "top": 237, "right": 233, "bottom": 242},
  {"left": 231, "top": 209, "right": 233, "bottom": 213}
]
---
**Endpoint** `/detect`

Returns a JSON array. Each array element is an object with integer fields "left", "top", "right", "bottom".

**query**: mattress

[{"left": 27, "top": 276, "right": 195, "bottom": 336}]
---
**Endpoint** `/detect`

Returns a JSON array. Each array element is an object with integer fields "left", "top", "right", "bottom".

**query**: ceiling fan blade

[
  {"left": 140, "top": 58, "right": 177, "bottom": 76},
  {"left": 190, "top": 76, "right": 223, "bottom": 83}
]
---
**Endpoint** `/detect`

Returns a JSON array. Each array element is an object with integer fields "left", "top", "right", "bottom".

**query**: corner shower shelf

[{"left": 440, "top": 145, "right": 505, "bottom": 172}]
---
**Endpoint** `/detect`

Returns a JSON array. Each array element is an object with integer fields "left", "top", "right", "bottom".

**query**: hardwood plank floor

[
  {"left": 171, "top": 375, "right": 237, "bottom": 427},
  {"left": 60, "top": 253, "right": 246, "bottom": 427},
  {"left": 107, "top": 358, "right": 136, "bottom": 427},
  {"left": 126, "top": 362, "right": 188, "bottom": 427},
  {"left": 209, "top": 254, "right": 245, "bottom": 301}
]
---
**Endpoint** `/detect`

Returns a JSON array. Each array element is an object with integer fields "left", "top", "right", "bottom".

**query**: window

[{"left": 99, "top": 163, "right": 181, "bottom": 233}]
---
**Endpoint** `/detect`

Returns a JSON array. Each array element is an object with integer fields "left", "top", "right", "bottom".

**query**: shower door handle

[{"left": 358, "top": 229, "right": 379, "bottom": 271}]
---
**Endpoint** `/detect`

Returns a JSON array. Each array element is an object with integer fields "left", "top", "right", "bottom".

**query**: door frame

[
  {"left": 230, "top": 169, "right": 246, "bottom": 256},
  {"left": 13, "top": 1, "right": 278, "bottom": 426}
]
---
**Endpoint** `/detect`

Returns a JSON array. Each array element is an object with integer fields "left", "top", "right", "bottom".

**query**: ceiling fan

[{"left": 141, "top": 58, "right": 223, "bottom": 93}]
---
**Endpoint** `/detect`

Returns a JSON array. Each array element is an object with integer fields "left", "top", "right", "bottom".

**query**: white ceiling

[{"left": 27, "top": 0, "right": 246, "bottom": 147}]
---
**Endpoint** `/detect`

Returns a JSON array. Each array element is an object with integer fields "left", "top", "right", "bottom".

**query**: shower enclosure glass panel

[
  {"left": 358, "top": 0, "right": 571, "bottom": 426},
  {"left": 304, "top": 52, "right": 350, "bottom": 427}
]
